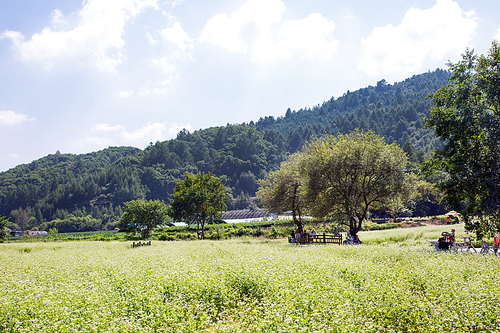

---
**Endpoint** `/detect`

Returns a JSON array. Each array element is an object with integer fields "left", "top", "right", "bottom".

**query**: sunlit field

[{"left": 1, "top": 226, "right": 499, "bottom": 332}]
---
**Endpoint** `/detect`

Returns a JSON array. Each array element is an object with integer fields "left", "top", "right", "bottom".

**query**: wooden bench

[{"left": 302, "top": 233, "right": 343, "bottom": 245}]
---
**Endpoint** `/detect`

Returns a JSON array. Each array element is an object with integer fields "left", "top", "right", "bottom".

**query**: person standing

[{"left": 494, "top": 235, "right": 500, "bottom": 256}]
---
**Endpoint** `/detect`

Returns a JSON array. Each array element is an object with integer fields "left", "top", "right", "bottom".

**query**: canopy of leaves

[
  {"left": 256, "top": 153, "right": 305, "bottom": 232},
  {"left": 118, "top": 199, "right": 168, "bottom": 238},
  {"left": 424, "top": 41, "right": 500, "bottom": 238},
  {"left": 300, "top": 131, "right": 417, "bottom": 235},
  {"left": 0, "top": 216, "right": 9, "bottom": 241},
  {"left": 168, "top": 172, "right": 230, "bottom": 239}
]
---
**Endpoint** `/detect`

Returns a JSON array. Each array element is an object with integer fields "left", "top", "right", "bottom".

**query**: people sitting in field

[
  {"left": 449, "top": 229, "right": 455, "bottom": 243},
  {"left": 437, "top": 229, "right": 456, "bottom": 250},
  {"left": 353, "top": 234, "right": 362, "bottom": 244},
  {"left": 344, "top": 230, "right": 361, "bottom": 245}
]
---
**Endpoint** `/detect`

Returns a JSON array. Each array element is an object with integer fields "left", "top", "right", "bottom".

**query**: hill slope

[{"left": 0, "top": 69, "right": 450, "bottom": 231}]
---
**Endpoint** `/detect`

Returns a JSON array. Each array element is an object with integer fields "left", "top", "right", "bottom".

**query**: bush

[{"left": 158, "top": 233, "right": 176, "bottom": 241}]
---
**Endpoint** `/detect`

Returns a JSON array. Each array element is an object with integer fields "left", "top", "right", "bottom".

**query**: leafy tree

[
  {"left": 118, "top": 200, "right": 168, "bottom": 238},
  {"left": 424, "top": 41, "right": 500, "bottom": 238},
  {"left": 40, "top": 215, "right": 102, "bottom": 233},
  {"left": 0, "top": 216, "right": 9, "bottom": 242},
  {"left": 168, "top": 172, "right": 230, "bottom": 240},
  {"left": 412, "top": 181, "right": 447, "bottom": 217},
  {"left": 257, "top": 153, "right": 306, "bottom": 233},
  {"left": 300, "top": 131, "right": 417, "bottom": 236}
]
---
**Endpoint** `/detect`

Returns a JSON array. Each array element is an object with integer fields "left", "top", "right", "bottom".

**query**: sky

[{"left": 0, "top": 0, "right": 499, "bottom": 172}]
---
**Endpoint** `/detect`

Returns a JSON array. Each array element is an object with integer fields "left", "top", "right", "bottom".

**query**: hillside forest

[{"left": 0, "top": 69, "right": 450, "bottom": 232}]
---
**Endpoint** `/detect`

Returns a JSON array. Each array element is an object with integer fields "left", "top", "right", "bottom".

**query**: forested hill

[
  {"left": 255, "top": 68, "right": 450, "bottom": 155},
  {"left": 0, "top": 69, "right": 450, "bottom": 231}
]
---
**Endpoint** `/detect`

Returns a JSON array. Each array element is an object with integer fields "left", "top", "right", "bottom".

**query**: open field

[{"left": 1, "top": 225, "right": 499, "bottom": 332}]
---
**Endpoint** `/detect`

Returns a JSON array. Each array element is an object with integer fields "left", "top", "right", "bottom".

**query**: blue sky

[{"left": 0, "top": 0, "right": 498, "bottom": 171}]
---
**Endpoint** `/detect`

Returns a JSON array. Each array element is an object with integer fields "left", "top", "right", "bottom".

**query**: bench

[{"left": 292, "top": 233, "right": 342, "bottom": 245}]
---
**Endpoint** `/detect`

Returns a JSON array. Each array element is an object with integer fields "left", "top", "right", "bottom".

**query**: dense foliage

[
  {"left": 1, "top": 235, "right": 499, "bottom": 332},
  {"left": 257, "top": 153, "right": 306, "bottom": 233},
  {"left": 0, "top": 70, "right": 450, "bottom": 232},
  {"left": 272, "top": 131, "right": 417, "bottom": 236},
  {"left": 424, "top": 42, "right": 500, "bottom": 238},
  {"left": 0, "top": 216, "right": 9, "bottom": 242},
  {"left": 168, "top": 172, "right": 230, "bottom": 239},
  {"left": 118, "top": 200, "right": 169, "bottom": 238}
]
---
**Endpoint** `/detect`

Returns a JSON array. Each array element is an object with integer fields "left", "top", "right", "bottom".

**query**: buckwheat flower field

[{"left": 1, "top": 231, "right": 499, "bottom": 332}]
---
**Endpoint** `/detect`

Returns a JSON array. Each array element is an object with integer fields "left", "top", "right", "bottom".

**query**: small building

[
  {"left": 221, "top": 209, "right": 271, "bottom": 223},
  {"left": 9, "top": 230, "right": 24, "bottom": 237}
]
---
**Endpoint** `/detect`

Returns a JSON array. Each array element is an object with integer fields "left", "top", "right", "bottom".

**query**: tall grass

[
  {"left": 0, "top": 231, "right": 498, "bottom": 332},
  {"left": 359, "top": 223, "right": 465, "bottom": 245}
]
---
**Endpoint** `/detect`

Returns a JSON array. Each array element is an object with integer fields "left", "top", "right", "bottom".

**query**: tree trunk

[
  {"left": 201, "top": 220, "right": 205, "bottom": 240},
  {"left": 292, "top": 186, "right": 303, "bottom": 233}
]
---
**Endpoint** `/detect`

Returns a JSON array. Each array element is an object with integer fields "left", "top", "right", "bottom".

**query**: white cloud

[
  {"left": 74, "top": 122, "right": 194, "bottom": 150},
  {"left": 147, "top": 21, "right": 192, "bottom": 74},
  {"left": 73, "top": 136, "right": 116, "bottom": 149},
  {"left": 0, "top": 110, "right": 36, "bottom": 126},
  {"left": 359, "top": 0, "right": 477, "bottom": 76},
  {"left": 152, "top": 76, "right": 179, "bottom": 95},
  {"left": 50, "top": 9, "right": 67, "bottom": 27},
  {"left": 1, "top": 0, "right": 159, "bottom": 72},
  {"left": 117, "top": 90, "right": 134, "bottom": 98},
  {"left": 150, "top": 56, "right": 177, "bottom": 73},
  {"left": 120, "top": 123, "right": 169, "bottom": 142},
  {"left": 118, "top": 75, "right": 179, "bottom": 97},
  {"left": 495, "top": 28, "right": 500, "bottom": 42},
  {"left": 200, "top": 0, "right": 338, "bottom": 64},
  {"left": 91, "top": 124, "right": 125, "bottom": 132},
  {"left": 160, "top": 22, "right": 193, "bottom": 55},
  {"left": 168, "top": 0, "right": 186, "bottom": 8}
]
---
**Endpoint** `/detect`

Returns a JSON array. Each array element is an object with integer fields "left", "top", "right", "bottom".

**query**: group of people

[
  {"left": 289, "top": 228, "right": 362, "bottom": 245},
  {"left": 437, "top": 229, "right": 456, "bottom": 250},
  {"left": 437, "top": 229, "right": 500, "bottom": 254},
  {"left": 344, "top": 230, "right": 362, "bottom": 245},
  {"left": 290, "top": 229, "right": 316, "bottom": 243}
]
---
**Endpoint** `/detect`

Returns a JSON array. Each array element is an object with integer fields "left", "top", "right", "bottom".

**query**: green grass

[
  {"left": 0, "top": 226, "right": 499, "bottom": 332},
  {"left": 359, "top": 223, "right": 465, "bottom": 245}
]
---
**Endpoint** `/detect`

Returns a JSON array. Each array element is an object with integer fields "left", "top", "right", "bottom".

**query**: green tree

[
  {"left": 118, "top": 200, "right": 168, "bottom": 238},
  {"left": 412, "top": 181, "right": 447, "bottom": 217},
  {"left": 0, "top": 216, "right": 9, "bottom": 242},
  {"left": 424, "top": 41, "right": 500, "bottom": 238},
  {"left": 257, "top": 153, "right": 306, "bottom": 233},
  {"left": 300, "top": 131, "right": 417, "bottom": 236},
  {"left": 168, "top": 172, "right": 230, "bottom": 240}
]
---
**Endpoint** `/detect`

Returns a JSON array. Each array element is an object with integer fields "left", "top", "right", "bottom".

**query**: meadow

[{"left": 1, "top": 225, "right": 499, "bottom": 332}]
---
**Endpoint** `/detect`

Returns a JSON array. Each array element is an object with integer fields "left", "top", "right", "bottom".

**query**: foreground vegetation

[{"left": 1, "top": 225, "right": 498, "bottom": 332}]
